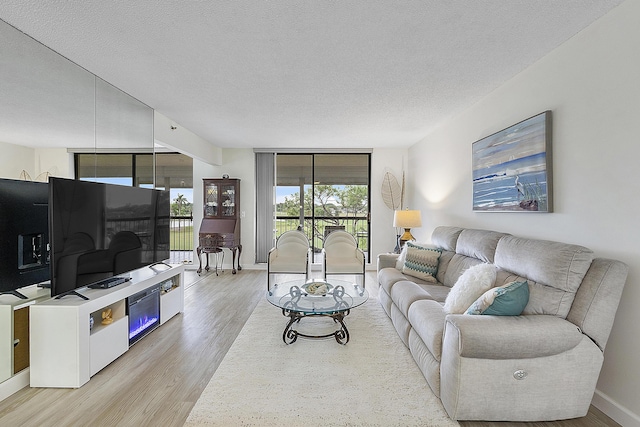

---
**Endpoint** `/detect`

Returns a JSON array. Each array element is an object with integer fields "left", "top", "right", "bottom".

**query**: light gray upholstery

[
  {"left": 495, "top": 235, "right": 594, "bottom": 317},
  {"left": 430, "top": 226, "right": 463, "bottom": 251},
  {"left": 455, "top": 229, "right": 508, "bottom": 263},
  {"left": 567, "top": 258, "right": 629, "bottom": 351},
  {"left": 377, "top": 226, "right": 628, "bottom": 422}
]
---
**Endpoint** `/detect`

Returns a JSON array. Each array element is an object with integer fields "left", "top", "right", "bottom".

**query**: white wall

[
  {"left": 0, "top": 141, "right": 71, "bottom": 181},
  {"left": 406, "top": 1, "right": 639, "bottom": 424},
  {"left": 0, "top": 141, "right": 35, "bottom": 180},
  {"left": 34, "top": 147, "right": 72, "bottom": 178},
  {"left": 192, "top": 149, "right": 256, "bottom": 271},
  {"left": 370, "top": 148, "right": 409, "bottom": 260}
]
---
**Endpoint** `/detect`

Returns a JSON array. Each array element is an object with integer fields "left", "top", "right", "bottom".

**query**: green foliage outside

[
  {"left": 170, "top": 194, "right": 193, "bottom": 251},
  {"left": 277, "top": 185, "right": 367, "bottom": 217},
  {"left": 167, "top": 186, "right": 369, "bottom": 252},
  {"left": 171, "top": 193, "right": 193, "bottom": 216},
  {"left": 276, "top": 185, "right": 368, "bottom": 250}
]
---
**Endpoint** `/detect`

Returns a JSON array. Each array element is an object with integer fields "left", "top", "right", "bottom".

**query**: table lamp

[{"left": 393, "top": 209, "right": 422, "bottom": 249}]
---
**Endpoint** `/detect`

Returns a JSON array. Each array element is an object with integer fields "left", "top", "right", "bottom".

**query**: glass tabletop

[{"left": 266, "top": 278, "right": 368, "bottom": 315}]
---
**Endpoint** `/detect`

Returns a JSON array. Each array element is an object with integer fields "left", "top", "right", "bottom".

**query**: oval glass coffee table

[{"left": 266, "top": 279, "right": 368, "bottom": 345}]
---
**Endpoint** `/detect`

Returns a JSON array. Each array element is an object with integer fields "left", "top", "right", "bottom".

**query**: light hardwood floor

[{"left": 0, "top": 270, "right": 620, "bottom": 426}]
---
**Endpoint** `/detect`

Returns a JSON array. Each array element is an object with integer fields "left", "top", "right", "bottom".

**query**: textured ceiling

[{"left": 0, "top": 1, "right": 624, "bottom": 150}]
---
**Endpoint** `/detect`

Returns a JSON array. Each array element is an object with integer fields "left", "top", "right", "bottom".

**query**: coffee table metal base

[{"left": 281, "top": 308, "right": 351, "bottom": 345}]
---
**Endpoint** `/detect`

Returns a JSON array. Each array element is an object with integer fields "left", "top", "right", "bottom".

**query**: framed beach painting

[{"left": 472, "top": 111, "right": 552, "bottom": 212}]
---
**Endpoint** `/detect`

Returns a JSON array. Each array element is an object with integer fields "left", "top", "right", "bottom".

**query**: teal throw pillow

[{"left": 465, "top": 280, "right": 529, "bottom": 316}]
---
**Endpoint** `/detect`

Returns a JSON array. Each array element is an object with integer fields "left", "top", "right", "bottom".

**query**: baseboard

[
  {"left": 593, "top": 389, "right": 640, "bottom": 427},
  {"left": 0, "top": 368, "right": 29, "bottom": 402}
]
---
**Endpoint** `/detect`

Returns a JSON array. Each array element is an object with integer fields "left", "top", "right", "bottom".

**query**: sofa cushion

[
  {"left": 431, "top": 226, "right": 463, "bottom": 252},
  {"left": 390, "top": 280, "right": 435, "bottom": 317},
  {"left": 408, "top": 299, "right": 448, "bottom": 362},
  {"left": 567, "top": 258, "right": 629, "bottom": 351},
  {"left": 444, "top": 314, "right": 583, "bottom": 359},
  {"left": 466, "top": 281, "right": 529, "bottom": 316},
  {"left": 494, "top": 235, "right": 593, "bottom": 318},
  {"left": 408, "top": 329, "right": 442, "bottom": 396},
  {"left": 434, "top": 250, "right": 455, "bottom": 285},
  {"left": 442, "top": 254, "right": 483, "bottom": 288},
  {"left": 444, "top": 263, "right": 497, "bottom": 314},
  {"left": 401, "top": 242, "right": 442, "bottom": 282},
  {"left": 378, "top": 267, "right": 411, "bottom": 295},
  {"left": 456, "top": 229, "right": 508, "bottom": 263},
  {"left": 416, "top": 283, "right": 451, "bottom": 303}
]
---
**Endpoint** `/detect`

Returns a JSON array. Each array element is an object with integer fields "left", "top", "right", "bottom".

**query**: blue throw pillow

[{"left": 465, "top": 280, "right": 529, "bottom": 316}]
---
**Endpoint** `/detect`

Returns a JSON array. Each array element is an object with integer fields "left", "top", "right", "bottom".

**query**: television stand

[
  {"left": 37, "top": 281, "right": 51, "bottom": 289},
  {"left": 30, "top": 264, "right": 184, "bottom": 388},
  {"left": 0, "top": 290, "right": 27, "bottom": 300},
  {"left": 149, "top": 261, "right": 172, "bottom": 271},
  {"left": 88, "top": 277, "right": 129, "bottom": 289},
  {"left": 54, "top": 290, "right": 89, "bottom": 301}
]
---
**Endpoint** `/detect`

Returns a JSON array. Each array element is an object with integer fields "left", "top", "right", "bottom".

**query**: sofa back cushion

[
  {"left": 455, "top": 229, "right": 508, "bottom": 263},
  {"left": 494, "top": 235, "right": 593, "bottom": 318},
  {"left": 442, "top": 255, "right": 483, "bottom": 288},
  {"left": 431, "top": 226, "right": 464, "bottom": 252},
  {"left": 567, "top": 258, "right": 628, "bottom": 351},
  {"left": 437, "top": 229, "right": 507, "bottom": 289}
]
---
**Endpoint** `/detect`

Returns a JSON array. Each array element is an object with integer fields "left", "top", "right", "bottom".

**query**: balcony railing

[
  {"left": 170, "top": 214, "right": 194, "bottom": 264},
  {"left": 275, "top": 215, "right": 369, "bottom": 262},
  {"left": 165, "top": 214, "right": 369, "bottom": 265}
]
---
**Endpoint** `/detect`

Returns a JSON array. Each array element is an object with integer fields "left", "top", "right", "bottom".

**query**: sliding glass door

[{"left": 275, "top": 153, "right": 371, "bottom": 263}]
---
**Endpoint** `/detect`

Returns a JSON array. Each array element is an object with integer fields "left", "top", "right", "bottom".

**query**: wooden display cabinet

[
  {"left": 198, "top": 178, "right": 242, "bottom": 274},
  {"left": 204, "top": 178, "right": 239, "bottom": 218}
]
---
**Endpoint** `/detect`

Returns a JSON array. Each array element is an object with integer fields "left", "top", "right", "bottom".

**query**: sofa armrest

[
  {"left": 377, "top": 253, "right": 399, "bottom": 272},
  {"left": 444, "top": 315, "right": 584, "bottom": 359}
]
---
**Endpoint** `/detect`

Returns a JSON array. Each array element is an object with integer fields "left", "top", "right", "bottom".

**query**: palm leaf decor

[{"left": 382, "top": 172, "right": 402, "bottom": 210}]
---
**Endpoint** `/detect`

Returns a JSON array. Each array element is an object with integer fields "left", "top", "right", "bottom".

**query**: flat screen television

[
  {"left": 0, "top": 178, "right": 50, "bottom": 299},
  {"left": 49, "top": 177, "right": 170, "bottom": 299}
]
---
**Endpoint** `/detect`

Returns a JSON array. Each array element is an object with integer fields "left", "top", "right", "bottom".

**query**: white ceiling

[{"left": 0, "top": 1, "right": 624, "bottom": 150}]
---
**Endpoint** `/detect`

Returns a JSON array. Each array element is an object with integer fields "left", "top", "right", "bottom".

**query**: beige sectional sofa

[{"left": 377, "top": 226, "right": 628, "bottom": 421}]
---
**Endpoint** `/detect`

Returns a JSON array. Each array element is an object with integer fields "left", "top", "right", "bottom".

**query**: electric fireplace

[{"left": 127, "top": 285, "right": 161, "bottom": 346}]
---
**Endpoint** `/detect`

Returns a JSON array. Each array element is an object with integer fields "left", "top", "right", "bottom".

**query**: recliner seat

[{"left": 377, "top": 226, "right": 628, "bottom": 421}]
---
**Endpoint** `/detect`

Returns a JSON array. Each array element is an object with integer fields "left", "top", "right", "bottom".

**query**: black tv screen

[
  {"left": 0, "top": 178, "right": 50, "bottom": 298},
  {"left": 49, "top": 177, "right": 170, "bottom": 298}
]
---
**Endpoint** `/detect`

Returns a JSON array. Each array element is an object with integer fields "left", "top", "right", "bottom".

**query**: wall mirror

[{"left": 0, "top": 18, "right": 153, "bottom": 385}]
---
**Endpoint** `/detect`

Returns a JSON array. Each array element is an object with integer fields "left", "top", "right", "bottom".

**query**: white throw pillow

[
  {"left": 395, "top": 244, "right": 408, "bottom": 269},
  {"left": 443, "top": 263, "right": 497, "bottom": 314}
]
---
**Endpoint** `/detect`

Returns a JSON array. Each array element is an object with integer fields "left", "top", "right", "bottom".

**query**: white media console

[{"left": 30, "top": 263, "right": 184, "bottom": 388}]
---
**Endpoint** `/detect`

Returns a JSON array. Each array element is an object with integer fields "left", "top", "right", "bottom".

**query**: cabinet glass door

[
  {"left": 204, "top": 182, "right": 218, "bottom": 217},
  {"left": 221, "top": 184, "right": 236, "bottom": 216}
]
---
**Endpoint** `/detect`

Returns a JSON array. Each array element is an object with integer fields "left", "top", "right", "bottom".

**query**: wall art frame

[{"left": 472, "top": 111, "right": 552, "bottom": 212}]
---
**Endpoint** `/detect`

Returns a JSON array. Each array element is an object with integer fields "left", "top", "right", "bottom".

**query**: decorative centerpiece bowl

[{"left": 302, "top": 281, "right": 333, "bottom": 296}]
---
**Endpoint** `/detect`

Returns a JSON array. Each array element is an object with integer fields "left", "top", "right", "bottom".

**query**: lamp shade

[{"left": 393, "top": 210, "right": 422, "bottom": 228}]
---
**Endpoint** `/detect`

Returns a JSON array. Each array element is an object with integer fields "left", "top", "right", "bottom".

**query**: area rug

[{"left": 185, "top": 297, "right": 459, "bottom": 426}]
